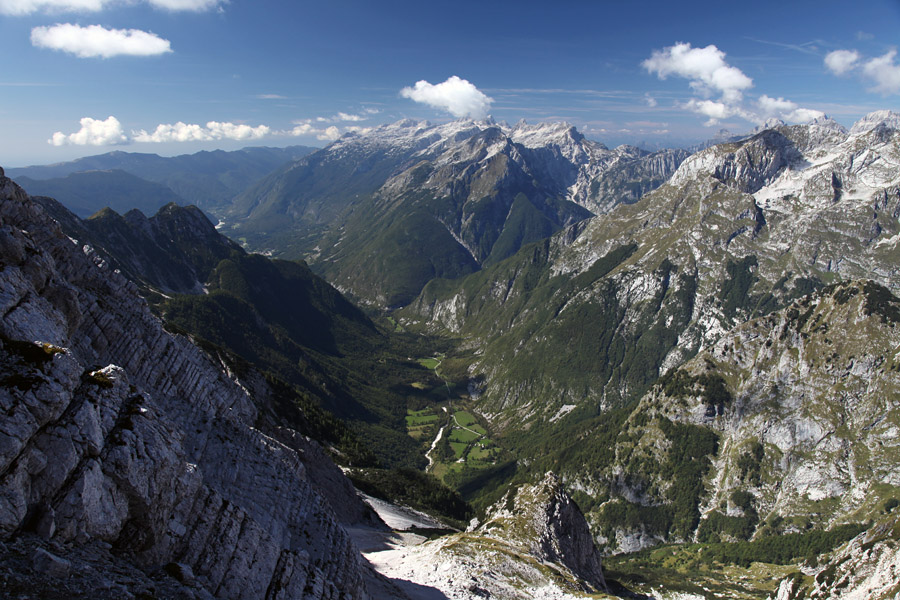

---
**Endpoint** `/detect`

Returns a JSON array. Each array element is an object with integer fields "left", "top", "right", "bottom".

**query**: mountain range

[
  {"left": 8, "top": 145, "right": 315, "bottom": 215},
  {"left": 222, "top": 119, "right": 687, "bottom": 306},
  {"left": 2, "top": 111, "right": 900, "bottom": 599}
]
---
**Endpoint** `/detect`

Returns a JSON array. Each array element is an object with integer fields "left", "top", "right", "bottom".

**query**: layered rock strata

[{"left": 0, "top": 167, "right": 368, "bottom": 599}]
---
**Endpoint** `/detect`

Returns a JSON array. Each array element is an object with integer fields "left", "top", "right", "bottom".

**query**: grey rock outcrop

[
  {"left": 364, "top": 471, "right": 606, "bottom": 599},
  {"left": 479, "top": 472, "right": 607, "bottom": 592},
  {"left": 0, "top": 171, "right": 370, "bottom": 598}
]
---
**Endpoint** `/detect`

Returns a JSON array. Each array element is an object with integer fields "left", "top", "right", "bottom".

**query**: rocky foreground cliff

[{"left": 0, "top": 167, "right": 370, "bottom": 598}]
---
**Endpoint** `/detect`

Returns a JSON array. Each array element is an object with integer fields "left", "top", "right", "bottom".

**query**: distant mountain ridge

[
  {"left": 33, "top": 195, "right": 243, "bottom": 295},
  {"left": 224, "top": 118, "right": 687, "bottom": 306},
  {"left": 8, "top": 145, "right": 316, "bottom": 213},
  {"left": 17, "top": 169, "right": 187, "bottom": 218}
]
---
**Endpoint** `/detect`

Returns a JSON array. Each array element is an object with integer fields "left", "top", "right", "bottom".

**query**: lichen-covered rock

[{"left": 0, "top": 172, "right": 370, "bottom": 598}]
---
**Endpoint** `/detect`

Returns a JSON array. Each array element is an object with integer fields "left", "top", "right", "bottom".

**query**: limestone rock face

[
  {"left": 586, "top": 280, "right": 900, "bottom": 555},
  {"left": 0, "top": 172, "right": 369, "bottom": 598},
  {"left": 367, "top": 471, "right": 606, "bottom": 600},
  {"left": 479, "top": 472, "right": 607, "bottom": 592}
]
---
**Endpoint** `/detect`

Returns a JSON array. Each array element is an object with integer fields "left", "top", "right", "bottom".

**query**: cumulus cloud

[
  {"left": 824, "top": 49, "right": 861, "bottom": 75},
  {"left": 400, "top": 75, "right": 493, "bottom": 119},
  {"left": 683, "top": 99, "right": 741, "bottom": 125},
  {"left": 757, "top": 95, "right": 825, "bottom": 122},
  {"left": 824, "top": 48, "right": 900, "bottom": 95},
  {"left": 48, "top": 115, "right": 127, "bottom": 146},
  {"left": 285, "top": 121, "right": 343, "bottom": 141},
  {"left": 31, "top": 23, "right": 172, "bottom": 58},
  {"left": 862, "top": 50, "right": 900, "bottom": 94},
  {"left": 317, "top": 126, "right": 341, "bottom": 141},
  {"left": 1, "top": 0, "right": 223, "bottom": 13},
  {"left": 645, "top": 41, "right": 823, "bottom": 127},
  {"left": 642, "top": 42, "right": 753, "bottom": 103},
  {"left": 336, "top": 112, "right": 365, "bottom": 122},
  {"left": 133, "top": 121, "right": 269, "bottom": 142}
]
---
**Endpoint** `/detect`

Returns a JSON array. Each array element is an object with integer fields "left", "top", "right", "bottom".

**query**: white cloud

[
  {"left": 0, "top": 0, "right": 107, "bottom": 14},
  {"left": 824, "top": 49, "right": 861, "bottom": 75},
  {"left": 133, "top": 121, "right": 269, "bottom": 142},
  {"left": 643, "top": 93, "right": 657, "bottom": 108},
  {"left": 133, "top": 122, "right": 208, "bottom": 142},
  {"left": 683, "top": 99, "right": 737, "bottom": 126},
  {"left": 645, "top": 42, "right": 822, "bottom": 127},
  {"left": 317, "top": 126, "right": 341, "bottom": 141},
  {"left": 757, "top": 95, "right": 825, "bottom": 123},
  {"left": 31, "top": 23, "right": 172, "bottom": 58},
  {"left": 285, "top": 121, "right": 341, "bottom": 140},
  {"left": 256, "top": 93, "right": 286, "bottom": 100},
  {"left": 400, "top": 75, "right": 493, "bottom": 119},
  {"left": 206, "top": 121, "right": 270, "bottom": 140},
  {"left": 146, "top": 0, "right": 224, "bottom": 11},
  {"left": 642, "top": 42, "right": 753, "bottom": 103},
  {"left": 48, "top": 115, "right": 127, "bottom": 146},
  {"left": 862, "top": 50, "right": 900, "bottom": 94},
  {"left": 315, "top": 111, "right": 376, "bottom": 124},
  {"left": 1, "top": 0, "right": 223, "bottom": 13}
]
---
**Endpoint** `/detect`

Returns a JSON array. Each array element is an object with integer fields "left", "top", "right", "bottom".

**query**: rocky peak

[
  {"left": 366, "top": 471, "right": 608, "bottom": 599},
  {"left": 849, "top": 109, "right": 900, "bottom": 136},
  {"left": 46, "top": 200, "right": 243, "bottom": 295},
  {"left": 479, "top": 472, "right": 607, "bottom": 592}
]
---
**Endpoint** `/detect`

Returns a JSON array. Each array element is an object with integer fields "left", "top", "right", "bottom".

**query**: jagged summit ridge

[
  {"left": 229, "top": 115, "right": 687, "bottom": 306},
  {"left": 294, "top": 117, "right": 687, "bottom": 214},
  {"left": 848, "top": 108, "right": 900, "bottom": 135},
  {"left": 672, "top": 110, "right": 899, "bottom": 198}
]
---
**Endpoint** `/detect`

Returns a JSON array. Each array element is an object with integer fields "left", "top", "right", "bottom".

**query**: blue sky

[{"left": 2, "top": 0, "right": 899, "bottom": 166}]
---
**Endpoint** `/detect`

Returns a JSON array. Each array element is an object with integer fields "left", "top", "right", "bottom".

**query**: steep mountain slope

[
  {"left": 406, "top": 111, "right": 900, "bottom": 432},
  {"left": 580, "top": 280, "right": 900, "bottom": 553},
  {"left": 16, "top": 170, "right": 187, "bottom": 218},
  {"left": 225, "top": 119, "right": 687, "bottom": 306},
  {"left": 34, "top": 197, "right": 243, "bottom": 295},
  {"left": 0, "top": 167, "right": 373, "bottom": 598},
  {"left": 8, "top": 146, "right": 315, "bottom": 212},
  {"left": 32, "top": 198, "right": 434, "bottom": 469}
]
